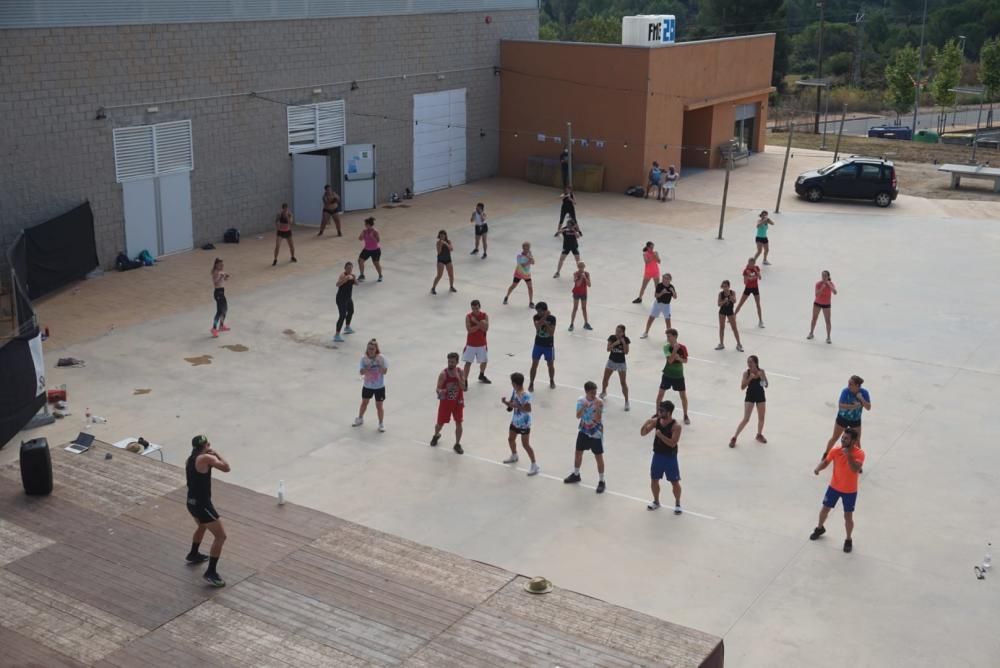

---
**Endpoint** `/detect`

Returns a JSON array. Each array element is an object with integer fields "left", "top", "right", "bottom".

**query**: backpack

[
  {"left": 138, "top": 250, "right": 154, "bottom": 266},
  {"left": 115, "top": 252, "right": 142, "bottom": 272},
  {"left": 625, "top": 186, "right": 645, "bottom": 197},
  {"left": 223, "top": 228, "right": 240, "bottom": 244}
]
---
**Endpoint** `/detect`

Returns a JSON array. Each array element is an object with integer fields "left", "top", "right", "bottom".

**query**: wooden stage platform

[{"left": 0, "top": 441, "right": 724, "bottom": 667}]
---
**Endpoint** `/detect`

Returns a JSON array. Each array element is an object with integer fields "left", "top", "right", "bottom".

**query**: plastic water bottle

[
  {"left": 277, "top": 480, "right": 286, "bottom": 506},
  {"left": 985, "top": 543, "right": 993, "bottom": 572}
]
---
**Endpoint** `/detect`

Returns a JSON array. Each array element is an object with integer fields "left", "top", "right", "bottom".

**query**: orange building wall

[{"left": 499, "top": 34, "right": 775, "bottom": 191}]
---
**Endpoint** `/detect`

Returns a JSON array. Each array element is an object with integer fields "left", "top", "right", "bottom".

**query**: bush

[{"left": 827, "top": 52, "right": 853, "bottom": 77}]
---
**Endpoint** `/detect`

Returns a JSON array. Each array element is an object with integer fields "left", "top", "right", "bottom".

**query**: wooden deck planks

[
  {"left": 0, "top": 517, "right": 54, "bottom": 566},
  {"left": 309, "top": 522, "right": 515, "bottom": 608},
  {"left": 0, "top": 626, "right": 89, "bottom": 668},
  {"left": 0, "top": 570, "right": 145, "bottom": 665},
  {"left": 0, "top": 476, "right": 107, "bottom": 542}
]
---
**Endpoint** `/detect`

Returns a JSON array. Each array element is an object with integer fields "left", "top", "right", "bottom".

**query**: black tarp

[
  {"left": 22, "top": 201, "right": 99, "bottom": 299},
  {"left": 2, "top": 232, "right": 44, "bottom": 449}
]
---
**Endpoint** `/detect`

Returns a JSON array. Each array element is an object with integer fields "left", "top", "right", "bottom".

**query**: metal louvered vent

[
  {"left": 113, "top": 120, "right": 193, "bottom": 183},
  {"left": 287, "top": 100, "right": 346, "bottom": 153}
]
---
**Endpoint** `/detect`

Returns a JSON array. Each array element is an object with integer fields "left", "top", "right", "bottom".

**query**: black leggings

[
  {"left": 560, "top": 203, "right": 575, "bottom": 224},
  {"left": 336, "top": 297, "right": 354, "bottom": 332},
  {"left": 213, "top": 288, "right": 227, "bottom": 327}
]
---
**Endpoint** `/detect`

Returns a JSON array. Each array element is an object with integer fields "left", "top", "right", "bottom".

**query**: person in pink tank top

[
  {"left": 357, "top": 217, "right": 383, "bottom": 282},
  {"left": 808, "top": 270, "right": 838, "bottom": 343},
  {"left": 633, "top": 242, "right": 661, "bottom": 303}
]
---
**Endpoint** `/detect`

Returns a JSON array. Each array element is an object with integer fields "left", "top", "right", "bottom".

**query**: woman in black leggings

[
  {"left": 333, "top": 261, "right": 357, "bottom": 343},
  {"left": 210, "top": 258, "right": 229, "bottom": 338}
]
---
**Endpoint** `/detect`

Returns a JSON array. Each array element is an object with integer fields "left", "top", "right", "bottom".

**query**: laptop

[{"left": 64, "top": 432, "right": 95, "bottom": 454}]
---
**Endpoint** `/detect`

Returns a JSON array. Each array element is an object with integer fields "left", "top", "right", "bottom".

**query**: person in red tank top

[
  {"left": 462, "top": 300, "right": 491, "bottom": 385},
  {"left": 734, "top": 257, "right": 764, "bottom": 328},
  {"left": 430, "top": 353, "right": 466, "bottom": 454},
  {"left": 568, "top": 261, "right": 592, "bottom": 332},
  {"left": 808, "top": 270, "right": 838, "bottom": 344}
]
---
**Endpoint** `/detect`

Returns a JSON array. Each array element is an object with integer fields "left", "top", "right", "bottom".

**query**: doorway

[
  {"left": 734, "top": 103, "right": 757, "bottom": 152},
  {"left": 122, "top": 172, "right": 193, "bottom": 258},
  {"left": 292, "top": 145, "right": 375, "bottom": 226}
]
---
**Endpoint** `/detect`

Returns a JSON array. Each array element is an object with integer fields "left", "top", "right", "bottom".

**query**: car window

[
  {"left": 859, "top": 164, "right": 882, "bottom": 180},
  {"left": 818, "top": 160, "right": 849, "bottom": 175},
  {"left": 831, "top": 165, "right": 857, "bottom": 178}
]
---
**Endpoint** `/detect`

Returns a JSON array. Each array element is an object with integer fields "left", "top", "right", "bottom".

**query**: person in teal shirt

[{"left": 753, "top": 210, "right": 774, "bottom": 265}]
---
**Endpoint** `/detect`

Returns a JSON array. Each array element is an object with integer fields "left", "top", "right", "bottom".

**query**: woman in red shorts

[{"left": 808, "top": 270, "right": 838, "bottom": 344}]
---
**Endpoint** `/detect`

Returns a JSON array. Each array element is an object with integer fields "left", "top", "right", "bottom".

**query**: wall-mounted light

[
  {"left": 480, "top": 129, "right": 486, "bottom": 138},
  {"left": 513, "top": 132, "right": 519, "bottom": 138},
  {"left": 623, "top": 142, "right": 629, "bottom": 149},
  {"left": 146, "top": 106, "right": 159, "bottom": 113},
  {"left": 436, "top": 74, "right": 445, "bottom": 81},
  {"left": 312, "top": 88, "right": 322, "bottom": 95},
  {"left": 493, "top": 66, "right": 500, "bottom": 76},
  {"left": 350, "top": 81, "right": 359, "bottom": 91},
  {"left": 95, "top": 107, "right": 106, "bottom": 120}
]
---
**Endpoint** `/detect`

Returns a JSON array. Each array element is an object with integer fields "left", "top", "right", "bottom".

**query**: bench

[
  {"left": 719, "top": 140, "right": 750, "bottom": 166},
  {"left": 938, "top": 163, "right": 1000, "bottom": 192}
]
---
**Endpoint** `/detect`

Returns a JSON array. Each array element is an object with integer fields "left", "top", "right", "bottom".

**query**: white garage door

[{"left": 413, "top": 89, "right": 466, "bottom": 194}]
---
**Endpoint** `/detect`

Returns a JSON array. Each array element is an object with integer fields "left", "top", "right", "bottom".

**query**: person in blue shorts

[
  {"left": 822, "top": 375, "right": 871, "bottom": 460},
  {"left": 529, "top": 302, "right": 556, "bottom": 392},
  {"left": 640, "top": 400, "right": 683, "bottom": 514},
  {"left": 563, "top": 381, "right": 606, "bottom": 494}
]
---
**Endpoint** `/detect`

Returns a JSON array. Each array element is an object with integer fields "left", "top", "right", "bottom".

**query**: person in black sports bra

[
  {"left": 729, "top": 355, "right": 769, "bottom": 448},
  {"left": 333, "top": 261, "right": 357, "bottom": 343},
  {"left": 431, "top": 229, "right": 456, "bottom": 294},
  {"left": 553, "top": 217, "right": 582, "bottom": 278},
  {"left": 185, "top": 435, "right": 231, "bottom": 587},
  {"left": 716, "top": 279, "right": 743, "bottom": 351}
]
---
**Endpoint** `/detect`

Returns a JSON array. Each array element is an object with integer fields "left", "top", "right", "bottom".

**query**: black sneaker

[
  {"left": 291, "top": 257, "right": 298, "bottom": 263},
  {"left": 479, "top": 375, "right": 492, "bottom": 384},
  {"left": 481, "top": 253, "right": 487, "bottom": 259},
  {"left": 203, "top": 571, "right": 226, "bottom": 588},
  {"left": 185, "top": 552, "right": 209, "bottom": 565},
  {"left": 453, "top": 443, "right": 464, "bottom": 455},
  {"left": 843, "top": 539, "right": 853, "bottom": 553},
  {"left": 470, "top": 248, "right": 479, "bottom": 255},
  {"left": 271, "top": 259, "right": 277, "bottom": 267},
  {"left": 430, "top": 434, "right": 441, "bottom": 447},
  {"left": 596, "top": 480, "right": 606, "bottom": 494},
  {"left": 563, "top": 472, "right": 581, "bottom": 484},
  {"left": 809, "top": 526, "right": 826, "bottom": 541},
  {"left": 502, "top": 297, "right": 508, "bottom": 305},
  {"left": 631, "top": 297, "right": 642, "bottom": 304}
]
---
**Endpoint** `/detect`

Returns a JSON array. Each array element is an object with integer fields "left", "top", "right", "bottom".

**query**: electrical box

[{"left": 621, "top": 15, "right": 676, "bottom": 47}]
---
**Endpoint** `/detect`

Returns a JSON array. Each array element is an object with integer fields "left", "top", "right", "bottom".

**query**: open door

[
  {"left": 292, "top": 153, "right": 329, "bottom": 226},
  {"left": 342, "top": 144, "right": 375, "bottom": 211}
]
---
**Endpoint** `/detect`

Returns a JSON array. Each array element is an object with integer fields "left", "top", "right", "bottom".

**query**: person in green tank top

[
  {"left": 753, "top": 210, "right": 774, "bottom": 265},
  {"left": 655, "top": 328, "right": 690, "bottom": 425}
]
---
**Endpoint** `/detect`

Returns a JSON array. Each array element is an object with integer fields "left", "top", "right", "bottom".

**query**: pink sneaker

[
  {"left": 219, "top": 325, "right": 231, "bottom": 332},
  {"left": 211, "top": 328, "right": 219, "bottom": 338}
]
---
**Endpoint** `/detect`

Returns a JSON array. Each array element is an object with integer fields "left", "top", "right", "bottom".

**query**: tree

[
  {"left": 931, "top": 40, "right": 963, "bottom": 132},
  {"left": 884, "top": 45, "right": 919, "bottom": 124},
  {"left": 695, "top": 0, "right": 789, "bottom": 89},
  {"left": 980, "top": 38, "right": 1000, "bottom": 127},
  {"left": 572, "top": 14, "right": 621, "bottom": 43}
]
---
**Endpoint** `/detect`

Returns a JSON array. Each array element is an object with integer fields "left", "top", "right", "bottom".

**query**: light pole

[
  {"left": 815, "top": 1, "right": 826, "bottom": 134},
  {"left": 912, "top": 0, "right": 928, "bottom": 131},
  {"left": 951, "top": 86, "right": 986, "bottom": 164}
]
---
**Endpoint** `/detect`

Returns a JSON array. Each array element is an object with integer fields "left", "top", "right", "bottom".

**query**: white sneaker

[
  {"left": 503, "top": 454, "right": 519, "bottom": 464},
  {"left": 351, "top": 417, "right": 363, "bottom": 427},
  {"left": 377, "top": 423, "right": 385, "bottom": 433},
  {"left": 527, "top": 463, "right": 540, "bottom": 476},
  {"left": 599, "top": 392, "right": 607, "bottom": 399},
  {"left": 826, "top": 337, "right": 832, "bottom": 344},
  {"left": 807, "top": 333, "right": 814, "bottom": 340},
  {"left": 674, "top": 505, "right": 683, "bottom": 515},
  {"left": 758, "top": 322, "right": 765, "bottom": 329},
  {"left": 640, "top": 333, "right": 649, "bottom": 339},
  {"left": 647, "top": 500, "right": 660, "bottom": 510},
  {"left": 714, "top": 343, "right": 725, "bottom": 350},
  {"left": 624, "top": 401, "right": 631, "bottom": 412},
  {"left": 736, "top": 344, "right": 744, "bottom": 352}
]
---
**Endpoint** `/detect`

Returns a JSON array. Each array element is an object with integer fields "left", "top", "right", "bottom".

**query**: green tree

[
  {"left": 980, "top": 37, "right": 1000, "bottom": 101},
  {"left": 572, "top": 14, "right": 621, "bottom": 43},
  {"left": 931, "top": 40, "right": 963, "bottom": 132},
  {"left": 540, "top": 21, "right": 561, "bottom": 41},
  {"left": 695, "top": 0, "right": 789, "bottom": 89},
  {"left": 884, "top": 45, "right": 919, "bottom": 124}
]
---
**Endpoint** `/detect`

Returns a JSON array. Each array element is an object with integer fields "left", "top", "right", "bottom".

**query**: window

[
  {"left": 831, "top": 165, "right": 857, "bottom": 179},
  {"left": 287, "top": 100, "right": 346, "bottom": 153},
  {"left": 859, "top": 164, "right": 883, "bottom": 180},
  {"left": 113, "top": 120, "right": 193, "bottom": 183}
]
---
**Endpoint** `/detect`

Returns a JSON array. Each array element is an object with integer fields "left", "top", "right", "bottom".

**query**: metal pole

[
  {"left": 718, "top": 154, "right": 733, "bottom": 239},
  {"left": 815, "top": 1, "right": 825, "bottom": 134},
  {"left": 912, "top": 0, "right": 928, "bottom": 132},
  {"left": 833, "top": 104, "right": 847, "bottom": 161},
  {"left": 566, "top": 121, "right": 574, "bottom": 188},
  {"left": 821, "top": 86, "right": 831, "bottom": 149},
  {"left": 775, "top": 122, "right": 795, "bottom": 213},
  {"left": 971, "top": 96, "right": 984, "bottom": 164}
]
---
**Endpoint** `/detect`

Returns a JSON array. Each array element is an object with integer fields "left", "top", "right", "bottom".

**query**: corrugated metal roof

[{"left": 0, "top": 0, "right": 538, "bottom": 29}]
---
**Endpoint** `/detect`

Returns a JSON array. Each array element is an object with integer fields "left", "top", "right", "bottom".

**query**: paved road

[{"left": 782, "top": 107, "right": 997, "bottom": 137}]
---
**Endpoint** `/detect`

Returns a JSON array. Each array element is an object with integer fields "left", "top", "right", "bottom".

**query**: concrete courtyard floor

[{"left": 9, "top": 146, "right": 1000, "bottom": 667}]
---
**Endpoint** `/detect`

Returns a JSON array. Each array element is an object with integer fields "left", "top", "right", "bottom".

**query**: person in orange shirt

[{"left": 810, "top": 427, "right": 865, "bottom": 553}]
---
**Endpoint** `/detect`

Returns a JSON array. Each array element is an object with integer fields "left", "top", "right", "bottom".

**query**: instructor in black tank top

[{"left": 185, "top": 435, "right": 231, "bottom": 587}]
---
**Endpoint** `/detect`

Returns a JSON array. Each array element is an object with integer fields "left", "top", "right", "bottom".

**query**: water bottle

[
  {"left": 83, "top": 407, "right": 92, "bottom": 432},
  {"left": 984, "top": 542, "right": 993, "bottom": 572},
  {"left": 277, "top": 480, "right": 286, "bottom": 506}
]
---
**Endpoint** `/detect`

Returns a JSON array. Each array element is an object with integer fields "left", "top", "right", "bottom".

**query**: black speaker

[{"left": 20, "top": 438, "right": 53, "bottom": 496}]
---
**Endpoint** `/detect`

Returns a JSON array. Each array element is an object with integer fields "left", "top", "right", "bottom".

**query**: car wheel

[
  {"left": 874, "top": 191, "right": 892, "bottom": 208},
  {"left": 806, "top": 186, "right": 823, "bottom": 202}
]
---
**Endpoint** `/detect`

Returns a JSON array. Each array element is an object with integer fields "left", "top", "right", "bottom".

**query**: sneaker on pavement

[
  {"left": 528, "top": 302, "right": 535, "bottom": 309},
  {"left": 599, "top": 391, "right": 607, "bottom": 399},
  {"left": 470, "top": 248, "right": 479, "bottom": 255},
  {"left": 826, "top": 337, "right": 832, "bottom": 344},
  {"left": 377, "top": 276, "right": 383, "bottom": 282},
  {"left": 358, "top": 274, "right": 366, "bottom": 282},
  {"left": 683, "top": 415, "right": 691, "bottom": 425},
  {"left": 203, "top": 572, "right": 226, "bottom": 588},
  {"left": 596, "top": 480, "right": 606, "bottom": 494},
  {"left": 550, "top": 380, "right": 556, "bottom": 389},
  {"left": 632, "top": 297, "right": 642, "bottom": 304},
  {"left": 430, "top": 434, "right": 441, "bottom": 447},
  {"left": 640, "top": 333, "right": 649, "bottom": 339},
  {"left": 843, "top": 538, "right": 853, "bottom": 553},
  {"left": 186, "top": 552, "right": 209, "bottom": 565},
  {"left": 568, "top": 324, "right": 574, "bottom": 332},
  {"left": 502, "top": 454, "right": 519, "bottom": 464},
  {"left": 431, "top": 288, "right": 437, "bottom": 295},
  {"left": 553, "top": 272, "right": 560, "bottom": 278},
  {"left": 344, "top": 326, "right": 355, "bottom": 334},
  {"left": 583, "top": 323, "right": 593, "bottom": 330},
  {"left": 647, "top": 500, "right": 660, "bottom": 510},
  {"left": 453, "top": 443, "right": 464, "bottom": 455},
  {"left": 762, "top": 260, "right": 771, "bottom": 265},
  {"left": 449, "top": 287, "right": 457, "bottom": 293},
  {"left": 674, "top": 505, "right": 683, "bottom": 515},
  {"left": 352, "top": 417, "right": 363, "bottom": 427},
  {"left": 758, "top": 322, "right": 765, "bottom": 328},
  {"left": 809, "top": 526, "right": 826, "bottom": 540},
  {"left": 527, "top": 463, "right": 540, "bottom": 476},
  {"left": 219, "top": 325, "right": 231, "bottom": 332},
  {"left": 714, "top": 343, "right": 725, "bottom": 350},
  {"left": 481, "top": 253, "right": 487, "bottom": 259},
  {"left": 624, "top": 401, "right": 630, "bottom": 411},
  {"left": 333, "top": 334, "right": 345, "bottom": 342},
  {"left": 736, "top": 344, "right": 744, "bottom": 352},
  {"left": 378, "top": 423, "right": 385, "bottom": 433},
  {"left": 729, "top": 437, "right": 737, "bottom": 448},
  {"left": 211, "top": 328, "right": 219, "bottom": 338},
  {"left": 479, "top": 375, "right": 492, "bottom": 384},
  {"left": 807, "top": 333, "right": 815, "bottom": 340},
  {"left": 563, "top": 472, "right": 581, "bottom": 484}
]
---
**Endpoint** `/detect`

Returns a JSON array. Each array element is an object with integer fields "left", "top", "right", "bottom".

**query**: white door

[
  {"left": 123, "top": 179, "right": 158, "bottom": 258},
  {"left": 413, "top": 89, "right": 466, "bottom": 194},
  {"left": 292, "top": 153, "right": 329, "bottom": 226},
  {"left": 159, "top": 172, "right": 193, "bottom": 255},
  {"left": 342, "top": 144, "right": 375, "bottom": 211}
]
